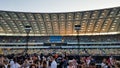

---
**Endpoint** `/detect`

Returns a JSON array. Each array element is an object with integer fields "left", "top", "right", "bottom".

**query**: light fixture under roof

[
  {"left": 113, "top": 23, "right": 116, "bottom": 25},
  {"left": 115, "top": 17, "right": 119, "bottom": 19},
  {"left": 94, "top": 29, "right": 97, "bottom": 31},
  {"left": 95, "top": 27, "right": 98, "bottom": 28},
  {"left": 8, "top": 30, "right": 12, "bottom": 31},
  {"left": 104, "top": 23, "right": 108, "bottom": 26},
  {"left": 111, "top": 28, "right": 114, "bottom": 30},
  {"left": 15, "top": 28, "right": 17, "bottom": 29},
  {"left": 22, "top": 16, "right": 25, "bottom": 17},
  {"left": 87, "top": 30, "right": 90, "bottom": 31},
  {"left": 5, "top": 14, "right": 8, "bottom": 16},
  {"left": 111, "top": 11, "right": 114, "bottom": 14},
  {"left": 102, "top": 29, "right": 105, "bottom": 31}
]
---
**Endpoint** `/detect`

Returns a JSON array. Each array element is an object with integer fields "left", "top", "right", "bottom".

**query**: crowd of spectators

[
  {"left": 63, "top": 35, "right": 120, "bottom": 43},
  {"left": 2, "top": 49, "right": 120, "bottom": 56},
  {"left": 0, "top": 35, "right": 120, "bottom": 68},
  {"left": 0, "top": 35, "right": 119, "bottom": 43},
  {"left": 0, "top": 52, "right": 120, "bottom": 68}
]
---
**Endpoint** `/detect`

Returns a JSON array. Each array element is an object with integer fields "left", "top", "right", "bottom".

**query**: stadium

[{"left": 0, "top": 6, "right": 120, "bottom": 68}]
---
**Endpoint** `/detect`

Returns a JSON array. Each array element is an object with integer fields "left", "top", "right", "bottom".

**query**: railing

[
  {"left": 0, "top": 45, "right": 120, "bottom": 48},
  {"left": 0, "top": 42, "right": 43, "bottom": 45},
  {"left": 67, "top": 42, "right": 120, "bottom": 44},
  {"left": 0, "top": 41, "right": 119, "bottom": 45}
]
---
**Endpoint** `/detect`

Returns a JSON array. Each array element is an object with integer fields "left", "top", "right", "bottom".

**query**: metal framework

[
  {"left": 24, "top": 26, "right": 31, "bottom": 54},
  {"left": 0, "top": 7, "right": 120, "bottom": 36},
  {"left": 75, "top": 25, "right": 81, "bottom": 54}
]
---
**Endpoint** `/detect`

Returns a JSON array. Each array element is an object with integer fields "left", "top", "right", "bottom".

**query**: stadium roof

[{"left": 0, "top": 7, "right": 120, "bottom": 36}]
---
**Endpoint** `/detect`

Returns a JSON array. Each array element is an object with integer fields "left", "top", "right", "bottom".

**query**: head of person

[
  {"left": 43, "top": 61, "right": 47, "bottom": 68},
  {"left": 89, "top": 62, "right": 96, "bottom": 68},
  {"left": 51, "top": 55, "right": 56, "bottom": 61},
  {"left": 68, "top": 60, "right": 73, "bottom": 66},
  {"left": 30, "top": 64, "right": 37, "bottom": 68},
  {"left": 115, "top": 61, "right": 120, "bottom": 68}
]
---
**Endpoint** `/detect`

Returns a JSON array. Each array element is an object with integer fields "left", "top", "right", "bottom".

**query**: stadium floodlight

[
  {"left": 25, "top": 26, "right": 31, "bottom": 34},
  {"left": 75, "top": 25, "right": 81, "bottom": 30},
  {"left": 24, "top": 26, "right": 31, "bottom": 55},
  {"left": 74, "top": 25, "right": 81, "bottom": 55}
]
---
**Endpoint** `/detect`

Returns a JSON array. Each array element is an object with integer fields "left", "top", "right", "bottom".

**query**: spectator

[
  {"left": 67, "top": 60, "right": 75, "bottom": 68},
  {"left": 51, "top": 56, "right": 57, "bottom": 68},
  {"left": 30, "top": 64, "right": 37, "bottom": 68}
]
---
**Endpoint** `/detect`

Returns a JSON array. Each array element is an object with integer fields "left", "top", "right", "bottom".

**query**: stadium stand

[{"left": 0, "top": 6, "right": 120, "bottom": 68}]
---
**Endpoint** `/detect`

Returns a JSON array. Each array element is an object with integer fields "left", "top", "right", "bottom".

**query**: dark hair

[
  {"left": 90, "top": 62, "right": 95, "bottom": 66},
  {"left": 0, "top": 65, "right": 5, "bottom": 68},
  {"left": 43, "top": 61, "right": 47, "bottom": 68},
  {"left": 30, "top": 64, "right": 37, "bottom": 68}
]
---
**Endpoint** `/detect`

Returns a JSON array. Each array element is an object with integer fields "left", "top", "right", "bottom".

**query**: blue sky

[{"left": 0, "top": 0, "right": 120, "bottom": 13}]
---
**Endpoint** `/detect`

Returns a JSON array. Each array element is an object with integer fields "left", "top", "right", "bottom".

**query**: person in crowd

[
  {"left": 78, "top": 57, "right": 85, "bottom": 68},
  {"left": 13, "top": 58, "right": 21, "bottom": 68},
  {"left": 9, "top": 59, "right": 14, "bottom": 68},
  {"left": 67, "top": 60, "right": 75, "bottom": 68},
  {"left": 89, "top": 62, "right": 96, "bottom": 68},
  {"left": 28, "top": 57, "right": 33, "bottom": 64},
  {"left": 4, "top": 60, "right": 9, "bottom": 68},
  {"left": 21, "top": 59, "right": 30, "bottom": 68},
  {"left": 101, "top": 58, "right": 108, "bottom": 68},
  {"left": 36, "top": 60, "right": 41, "bottom": 68},
  {"left": 30, "top": 64, "right": 37, "bottom": 68},
  {"left": 43, "top": 61, "right": 47, "bottom": 68},
  {"left": 86, "top": 56, "right": 91, "bottom": 67},
  {"left": 72, "top": 58, "right": 78, "bottom": 68},
  {"left": 0, "top": 55, "right": 4, "bottom": 67},
  {"left": 114, "top": 61, "right": 120, "bottom": 68},
  {"left": 51, "top": 56, "right": 57, "bottom": 68}
]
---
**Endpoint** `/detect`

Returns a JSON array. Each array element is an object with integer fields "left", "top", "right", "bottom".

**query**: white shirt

[
  {"left": 13, "top": 63, "right": 21, "bottom": 68},
  {"left": 51, "top": 60, "right": 57, "bottom": 68},
  {"left": 10, "top": 60, "right": 14, "bottom": 68},
  {"left": 86, "top": 59, "right": 91, "bottom": 65},
  {"left": 101, "top": 63, "right": 107, "bottom": 68},
  {"left": 110, "top": 57, "right": 113, "bottom": 65},
  {"left": 4, "top": 64, "right": 8, "bottom": 68},
  {"left": 67, "top": 66, "right": 75, "bottom": 68}
]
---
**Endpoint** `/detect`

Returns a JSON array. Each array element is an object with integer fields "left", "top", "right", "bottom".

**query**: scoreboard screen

[{"left": 50, "top": 36, "right": 62, "bottom": 43}]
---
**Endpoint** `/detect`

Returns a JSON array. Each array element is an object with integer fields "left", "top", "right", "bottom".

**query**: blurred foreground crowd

[{"left": 0, "top": 53, "right": 120, "bottom": 68}]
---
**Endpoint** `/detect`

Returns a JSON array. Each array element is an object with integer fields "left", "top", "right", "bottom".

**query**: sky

[{"left": 0, "top": 0, "right": 120, "bottom": 13}]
